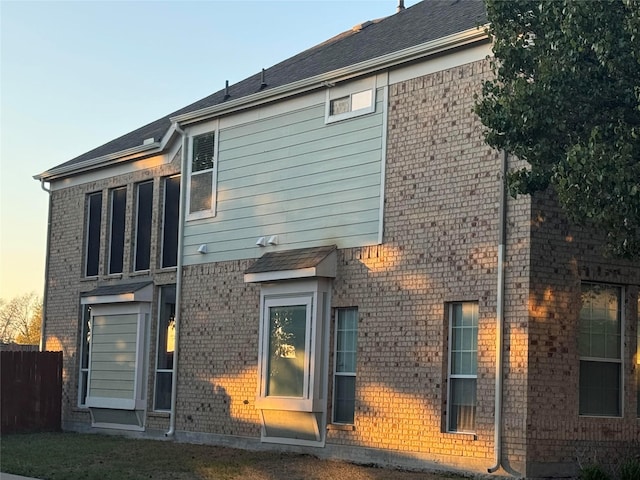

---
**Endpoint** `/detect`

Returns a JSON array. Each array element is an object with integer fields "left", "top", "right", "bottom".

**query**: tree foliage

[
  {"left": 0, "top": 292, "right": 42, "bottom": 345},
  {"left": 476, "top": 0, "right": 640, "bottom": 258}
]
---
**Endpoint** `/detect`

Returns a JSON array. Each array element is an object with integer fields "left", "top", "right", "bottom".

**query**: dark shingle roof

[
  {"left": 81, "top": 281, "right": 152, "bottom": 297},
  {"left": 47, "top": 0, "right": 486, "bottom": 173},
  {"left": 245, "top": 245, "right": 337, "bottom": 274}
]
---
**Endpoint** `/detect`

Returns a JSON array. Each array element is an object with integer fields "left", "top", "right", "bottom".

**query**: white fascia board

[
  {"left": 244, "top": 268, "right": 318, "bottom": 284},
  {"left": 81, "top": 284, "right": 153, "bottom": 305},
  {"left": 34, "top": 124, "right": 179, "bottom": 182},
  {"left": 172, "top": 26, "right": 489, "bottom": 126}
]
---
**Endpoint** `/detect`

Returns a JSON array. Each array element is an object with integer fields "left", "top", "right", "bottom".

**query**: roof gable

[{"left": 37, "top": 0, "right": 487, "bottom": 180}]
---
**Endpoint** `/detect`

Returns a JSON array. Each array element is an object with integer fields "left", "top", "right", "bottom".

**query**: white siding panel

[
  {"left": 89, "top": 314, "right": 138, "bottom": 401},
  {"left": 185, "top": 91, "right": 385, "bottom": 265}
]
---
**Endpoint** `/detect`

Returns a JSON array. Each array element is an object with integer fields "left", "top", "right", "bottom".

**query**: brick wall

[
  {"left": 172, "top": 58, "right": 532, "bottom": 474},
  {"left": 526, "top": 191, "right": 640, "bottom": 477},
  {"left": 44, "top": 151, "right": 181, "bottom": 430}
]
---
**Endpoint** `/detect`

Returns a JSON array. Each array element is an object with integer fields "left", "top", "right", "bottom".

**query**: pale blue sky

[{"left": 0, "top": 0, "right": 418, "bottom": 300}]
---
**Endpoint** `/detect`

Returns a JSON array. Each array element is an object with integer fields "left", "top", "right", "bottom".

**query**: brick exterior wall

[
  {"left": 44, "top": 150, "right": 181, "bottom": 432},
  {"left": 41, "top": 54, "right": 639, "bottom": 478},
  {"left": 526, "top": 191, "right": 640, "bottom": 477}
]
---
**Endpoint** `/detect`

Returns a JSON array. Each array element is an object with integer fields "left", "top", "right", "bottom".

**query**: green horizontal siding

[{"left": 185, "top": 90, "right": 385, "bottom": 264}]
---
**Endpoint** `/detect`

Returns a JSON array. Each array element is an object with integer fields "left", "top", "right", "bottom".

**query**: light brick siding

[
  {"left": 526, "top": 192, "right": 640, "bottom": 477},
  {"left": 44, "top": 151, "right": 181, "bottom": 431},
  {"left": 42, "top": 53, "right": 640, "bottom": 478}
]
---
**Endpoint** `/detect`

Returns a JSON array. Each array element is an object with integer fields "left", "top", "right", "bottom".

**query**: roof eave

[
  {"left": 35, "top": 25, "right": 489, "bottom": 182},
  {"left": 34, "top": 124, "right": 179, "bottom": 182},
  {"left": 172, "top": 25, "right": 489, "bottom": 125}
]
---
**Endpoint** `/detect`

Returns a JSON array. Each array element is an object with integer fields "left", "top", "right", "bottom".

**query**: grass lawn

[{"left": 0, "top": 432, "right": 468, "bottom": 480}]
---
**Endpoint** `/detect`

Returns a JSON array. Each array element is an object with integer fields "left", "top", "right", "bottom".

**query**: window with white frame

[
  {"left": 637, "top": 296, "right": 639, "bottom": 417},
  {"left": 264, "top": 296, "right": 312, "bottom": 398},
  {"left": 161, "top": 175, "right": 180, "bottom": 269},
  {"left": 254, "top": 278, "right": 331, "bottom": 414},
  {"left": 333, "top": 307, "right": 357, "bottom": 424},
  {"left": 447, "top": 302, "right": 478, "bottom": 433},
  {"left": 188, "top": 131, "right": 216, "bottom": 218},
  {"left": 579, "top": 283, "right": 622, "bottom": 417},
  {"left": 108, "top": 187, "right": 127, "bottom": 274},
  {"left": 85, "top": 192, "right": 102, "bottom": 277},
  {"left": 133, "top": 181, "right": 153, "bottom": 272},
  {"left": 154, "top": 285, "right": 176, "bottom": 411},
  {"left": 325, "top": 77, "right": 376, "bottom": 123}
]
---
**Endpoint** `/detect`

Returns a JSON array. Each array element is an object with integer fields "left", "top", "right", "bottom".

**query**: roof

[
  {"left": 244, "top": 245, "right": 338, "bottom": 283},
  {"left": 81, "top": 281, "right": 153, "bottom": 297},
  {"left": 37, "top": 0, "right": 487, "bottom": 180}
]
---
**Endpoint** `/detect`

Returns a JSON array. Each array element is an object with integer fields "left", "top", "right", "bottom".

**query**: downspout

[
  {"left": 488, "top": 150, "right": 508, "bottom": 473},
  {"left": 39, "top": 179, "right": 51, "bottom": 352},
  {"left": 166, "top": 124, "right": 188, "bottom": 437}
]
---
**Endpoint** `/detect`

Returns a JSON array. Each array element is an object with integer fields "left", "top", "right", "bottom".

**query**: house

[{"left": 34, "top": 1, "right": 640, "bottom": 477}]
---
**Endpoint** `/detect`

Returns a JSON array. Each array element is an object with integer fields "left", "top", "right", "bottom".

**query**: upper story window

[
  {"left": 325, "top": 76, "right": 376, "bottom": 123},
  {"left": 85, "top": 192, "right": 103, "bottom": 277},
  {"left": 188, "top": 131, "right": 217, "bottom": 219},
  {"left": 108, "top": 187, "right": 127, "bottom": 275},
  {"left": 133, "top": 181, "right": 153, "bottom": 272},
  {"left": 161, "top": 175, "right": 180, "bottom": 269}
]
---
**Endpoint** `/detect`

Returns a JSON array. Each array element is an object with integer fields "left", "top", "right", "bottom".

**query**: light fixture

[
  {"left": 267, "top": 235, "right": 279, "bottom": 245},
  {"left": 256, "top": 236, "right": 267, "bottom": 247},
  {"left": 197, "top": 244, "right": 208, "bottom": 254}
]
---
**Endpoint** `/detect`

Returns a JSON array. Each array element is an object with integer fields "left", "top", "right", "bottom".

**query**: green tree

[{"left": 475, "top": 0, "right": 640, "bottom": 258}]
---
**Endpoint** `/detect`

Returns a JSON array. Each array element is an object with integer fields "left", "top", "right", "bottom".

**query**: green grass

[{"left": 1, "top": 432, "right": 466, "bottom": 480}]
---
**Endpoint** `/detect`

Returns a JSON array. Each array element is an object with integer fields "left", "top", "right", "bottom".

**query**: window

[
  {"left": 78, "top": 304, "right": 91, "bottom": 406},
  {"left": 133, "top": 181, "right": 153, "bottom": 272},
  {"left": 330, "top": 90, "right": 373, "bottom": 116},
  {"left": 108, "top": 187, "right": 127, "bottom": 274},
  {"left": 447, "top": 302, "right": 478, "bottom": 433},
  {"left": 154, "top": 285, "right": 176, "bottom": 411},
  {"left": 264, "top": 296, "right": 312, "bottom": 398},
  {"left": 579, "top": 283, "right": 622, "bottom": 417},
  {"left": 161, "top": 175, "right": 180, "bottom": 269},
  {"left": 85, "top": 192, "right": 102, "bottom": 277},
  {"left": 637, "top": 296, "right": 639, "bottom": 417},
  {"left": 188, "top": 132, "right": 216, "bottom": 218},
  {"left": 333, "top": 308, "right": 357, "bottom": 424},
  {"left": 325, "top": 77, "right": 376, "bottom": 123}
]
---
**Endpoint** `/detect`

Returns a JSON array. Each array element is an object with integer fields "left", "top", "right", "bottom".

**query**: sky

[{"left": 0, "top": 0, "right": 420, "bottom": 301}]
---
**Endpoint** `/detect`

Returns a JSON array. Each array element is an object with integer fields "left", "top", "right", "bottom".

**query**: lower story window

[
  {"left": 579, "top": 283, "right": 622, "bottom": 417},
  {"left": 447, "top": 302, "right": 478, "bottom": 433},
  {"left": 333, "top": 307, "right": 357, "bottom": 424},
  {"left": 78, "top": 304, "right": 91, "bottom": 406},
  {"left": 154, "top": 285, "right": 176, "bottom": 411}
]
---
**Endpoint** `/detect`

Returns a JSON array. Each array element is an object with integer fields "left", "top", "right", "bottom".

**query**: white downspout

[
  {"left": 166, "top": 125, "right": 188, "bottom": 437},
  {"left": 39, "top": 179, "right": 51, "bottom": 352},
  {"left": 488, "top": 150, "right": 507, "bottom": 473}
]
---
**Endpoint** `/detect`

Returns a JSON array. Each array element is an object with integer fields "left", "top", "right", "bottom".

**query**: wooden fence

[{"left": 1, "top": 351, "right": 62, "bottom": 433}]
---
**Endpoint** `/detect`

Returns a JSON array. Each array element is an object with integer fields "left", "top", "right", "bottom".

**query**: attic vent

[
  {"left": 351, "top": 20, "right": 373, "bottom": 32},
  {"left": 143, "top": 138, "right": 154, "bottom": 145}
]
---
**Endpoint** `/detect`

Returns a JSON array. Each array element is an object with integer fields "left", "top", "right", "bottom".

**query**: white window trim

[
  {"left": 332, "top": 307, "right": 357, "bottom": 425},
  {"left": 446, "top": 301, "right": 478, "bottom": 434},
  {"left": 255, "top": 279, "right": 330, "bottom": 413},
  {"left": 325, "top": 76, "right": 377, "bottom": 124},
  {"left": 83, "top": 302, "right": 150, "bottom": 411},
  {"left": 186, "top": 122, "right": 219, "bottom": 221},
  {"left": 579, "top": 282, "right": 624, "bottom": 418},
  {"left": 78, "top": 304, "right": 91, "bottom": 407}
]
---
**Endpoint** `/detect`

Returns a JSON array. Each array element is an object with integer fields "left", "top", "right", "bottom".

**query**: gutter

[
  {"left": 171, "top": 26, "right": 489, "bottom": 126},
  {"left": 165, "top": 124, "right": 188, "bottom": 437},
  {"left": 34, "top": 26, "right": 489, "bottom": 184},
  {"left": 39, "top": 179, "right": 51, "bottom": 352},
  {"left": 488, "top": 151, "right": 508, "bottom": 474}
]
